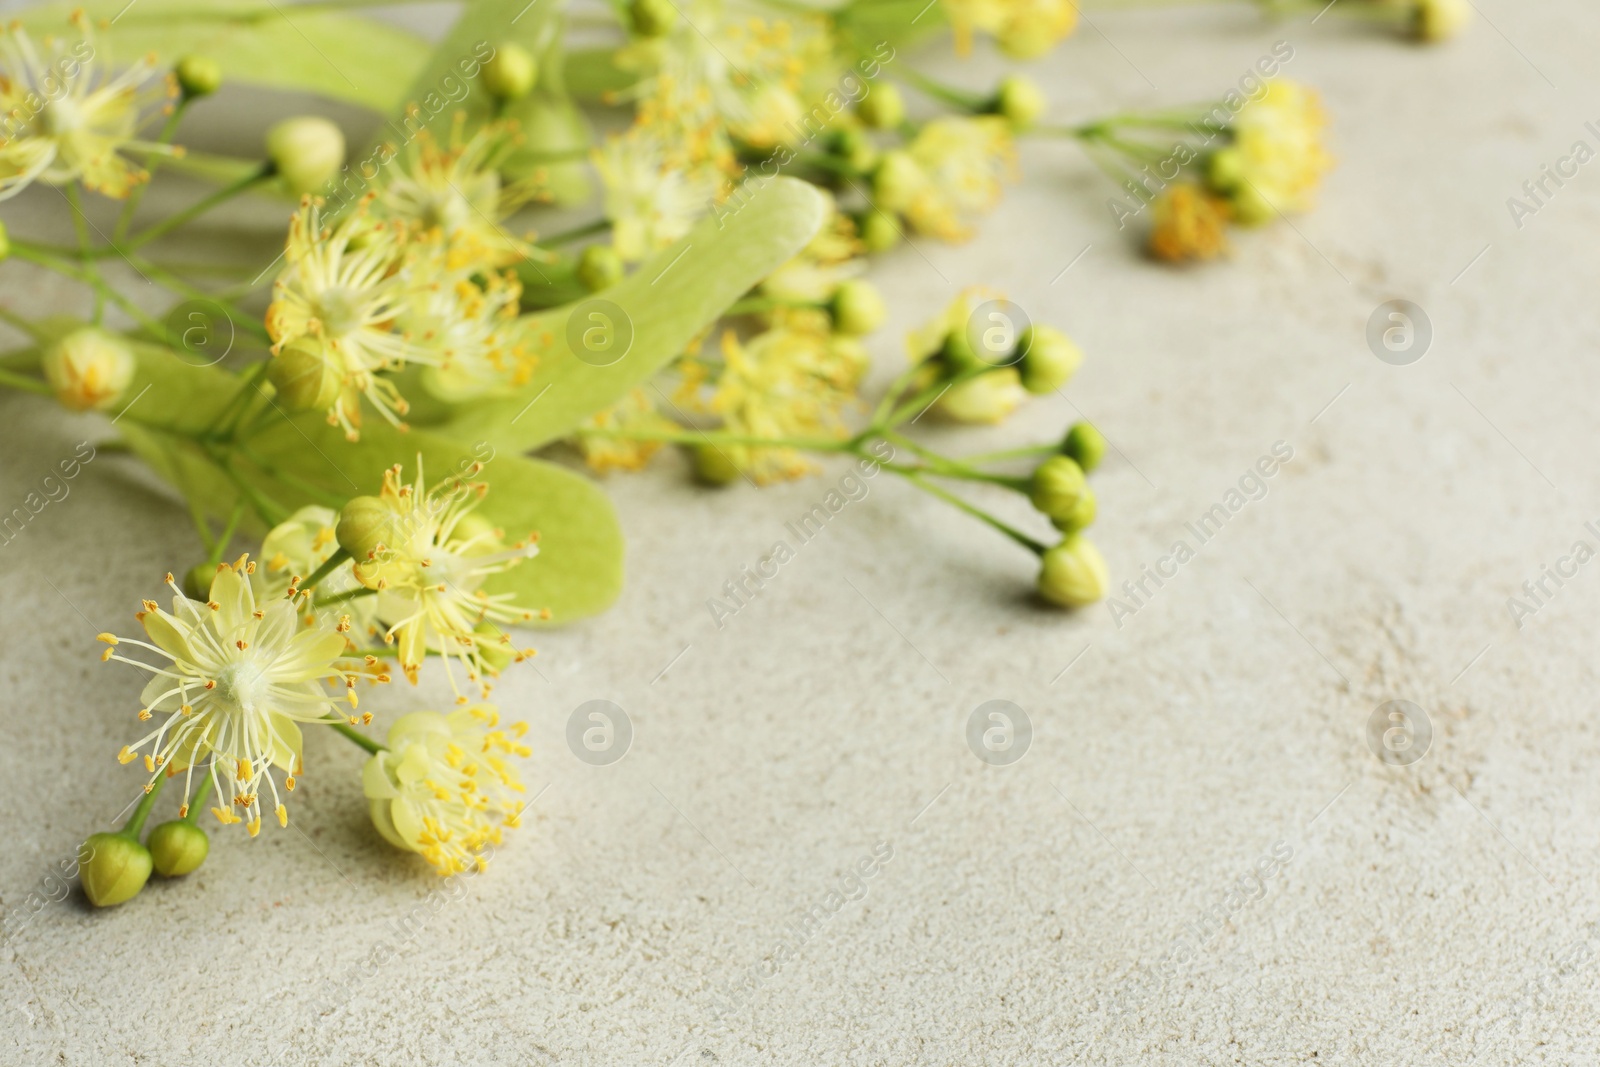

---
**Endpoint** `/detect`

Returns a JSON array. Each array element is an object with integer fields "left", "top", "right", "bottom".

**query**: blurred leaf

[
  {"left": 564, "top": 48, "right": 638, "bottom": 102},
  {"left": 15, "top": 0, "right": 429, "bottom": 112},
  {"left": 418, "top": 176, "right": 829, "bottom": 452}
]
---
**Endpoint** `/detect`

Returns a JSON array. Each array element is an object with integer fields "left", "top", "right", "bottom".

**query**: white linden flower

[
  {"left": 98, "top": 557, "right": 368, "bottom": 836},
  {"left": 362, "top": 706, "right": 530, "bottom": 876},
  {"left": 266, "top": 194, "right": 433, "bottom": 439},
  {"left": 343, "top": 457, "right": 543, "bottom": 693},
  {"left": 593, "top": 128, "right": 718, "bottom": 262},
  {"left": 400, "top": 245, "right": 537, "bottom": 402},
  {"left": 0, "top": 13, "right": 180, "bottom": 200}
]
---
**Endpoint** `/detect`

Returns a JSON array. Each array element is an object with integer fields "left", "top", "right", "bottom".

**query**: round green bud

[
  {"left": 182, "top": 561, "right": 217, "bottom": 601},
  {"left": 693, "top": 444, "right": 741, "bottom": 486},
  {"left": 576, "top": 243, "right": 624, "bottom": 292},
  {"left": 857, "top": 82, "right": 905, "bottom": 130},
  {"left": 174, "top": 55, "right": 222, "bottom": 100},
  {"left": 1038, "top": 534, "right": 1110, "bottom": 608},
  {"left": 147, "top": 820, "right": 209, "bottom": 877},
  {"left": 938, "top": 367, "right": 1024, "bottom": 424},
  {"left": 1062, "top": 421, "right": 1107, "bottom": 472},
  {"left": 336, "top": 495, "right": 395, "bottom": 559},
  {"left": 1018, "top": 324, "right": 1082, "bottom": 394},
  {"left": 1206, "top": 147, "right": 1245, "bottom": 193},
  {"left": 43, "top": 327, "right": 135, "bottom": 412},
  {"left": 450, "top": 510, "right": 503, "bottom": 555},
  {"left": 830, "top": 279, "right": 886, "bottom": 337},
  {"left": 830, "top": 127, "right": 877, "bottom": 173},
  {"left": 630, "top": 0, "right": 679, "bottom": 37},
  {"left": 939, "top": 327, "right": 984, "bottom": 376},
  {"left": 858, "top": 209, "right": 901, "bottom": 253},
  {"left": 268, "top": 337, "right": 341, "bottom": 413},
  {"left": 78, "top": 832, "right": 152, "bottom": 907},
  {"left": 1029, "top": 455, "right": 1088, "bottom": 524},
  {"left": 1229, "top": 180, "right": 1276, "bottom": 227},
  {"left": 482, "top": 43, "right": 538, "bottom": 102},
  {"left": 1051, "top": 485, "right": 1096, "bottom": 533},
  {"left": 872, "top": 150, "right": 923, "bottom": 212},
  {"left": 994, "top": 75, "right": 1046, "bottom": 129},
  {"left": 265, "top": 116, "right": 345, "bottom": 196}
]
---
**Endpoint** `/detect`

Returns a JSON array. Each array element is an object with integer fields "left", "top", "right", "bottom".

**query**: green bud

[
  {"left": 1018, "top": 324, "right": 1082, "bottom": 394},
  {"left": 450, "top": 510, "right": 503, "bottom": 554},
  {"left": 1029, "top": 455, "right": 1088, "bottom": 524},
  {"left": 1063, "top": 421, "right": 1107, "bottom": 472},
  {"left": 994, "top": 75, "right": 1046, "bottom": 129},
  {"left": 1051, "top": 485, "right": 1096, "bottom": 533},
  {"left": 872, "top": 150, "right": 923, "bottom": 213},
  {"left": 43, "top": 327, "right": 135, "bottom": 412},
  {"left": 857, "top": 209, "right": 901, "bottom": 253},
  {"left": 482, "top": 43, "right": 538, "bottom": 102},
  {"left": 576, "top": 243, "right": 624, "bottom": 292},
  {"left": 174, "top": 55, "right": 222, "bottom": 100},
  {"left": 857, "top": 82, "right": 905, "bottom": 130},
  {"left": 182, "top": 561, "right": 217, "bottom": 601},
  {"left": 79, "top": 832, "right": 152, "bottom": 907},
  {"left": 265, "top": 116, "right": 345, "bottom": 196},
  {"left": 630, "top": 0, "right": 679, "bottom": 37},
  {"left": 1207, "top": 147, "right": 1245, "bottom": 193},
  {"left": 147, "top": 820, "right": 209, "bottom": 877},
  {"left": 939, "top": 327, "right": 984, "bottom": 376},
  {"left": 1228, "top": 179, "right": 1276, "bottom": 226},
  {"left": 336, "top": 495, "right": 395, "bottom": 560},
  {"left": 267, "top": 337, "right": 341, "bottom": 412},
  {"left": 0, "top": 219, "right": 10, "bottom": 262},
  {"left": 693, "top": 444, "right": 741, "bottom": 486},
  {"left": 830, "top": 279, "right": 886, "bottom": 337},
  {"left": 830, "top": 127, "right": 877, "bottom": 173},
  {"left": 1037, "top": 534, "right": 1110, "bottom": 608},
  {"left": 938, "top": 367, "right": 1024, "bottom": 424}
]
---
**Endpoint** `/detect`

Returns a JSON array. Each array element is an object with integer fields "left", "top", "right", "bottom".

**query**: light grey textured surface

[{"left": 4, "top": 3, "right": 1600, "bottom": 1064}]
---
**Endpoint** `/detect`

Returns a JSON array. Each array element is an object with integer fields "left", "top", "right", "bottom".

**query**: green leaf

[
  {"left": 113, "top": 344, "right": 624, "bottom": 622},
  {"left": 420, "top": 175, "right": 830, "bottom": 453},
  {"left": 564, "top": 47, "right": 639, "bottom": 103},
  {"left": 15, "top": 0, "right": 430, "bottom": 113}
]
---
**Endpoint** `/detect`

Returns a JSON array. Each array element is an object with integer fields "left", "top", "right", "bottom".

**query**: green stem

[
  {"left": 182, "top": 776, "right": 215, "bottom": 823},
  {"left": 903, "top": 474, "right": 1048, "bottom": 555},
  {"left": 122, "top": 773, "right": 168, "bottom": 837},
  {"left": 963, "top": 442, "right": 1058, "bottom": 465},
  {"left": 540, "top": 218, "right": 611, "bottom": 247},
  {"left": 896, "top": 66, "right": 989, "bottom": 111},
  {"left": 114, "top": 102, "right": 190, "bottom": 244},
  {"left": 329, "top": 719, "right": 383, "bottom": 755},
  {"left": 123, "top": 168, "right": 271, "bottom": 252},
  {"left": 0, "top": 306, "right": 47, "bottom": 341},
  {"left": 314, "top": 586, "right": 377, "bottom": 608},
  {"left": 129, "top": 254, "right": 274, "bottom": 344},
  {"left": 574, "top": 426, "right": 856, "bottom": 452},
  {"left": 64, "top": 184, "right": 105, "bottom": 324},
  {"left": 206, "top": 500, "right": 248, "bottom": 567},
  {"left": 303, "top": 548, "right": 353, "bottom": 590},
  {"left": 0, "top": 367, "right": 52, "bottom": 396}
]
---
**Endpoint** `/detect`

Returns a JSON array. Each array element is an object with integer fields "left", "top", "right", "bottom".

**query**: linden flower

[
  {"left": 98, "top": 558, "right": 365, "bottom": 836},
  {"left": 252, "top": 505, "right": 380, "bottom": 643},
  {"left": 373, "top": 117, "right": 546, "bottom": 270},
  {"left": 266, "top": 195, "right": 433, "bottom": 438},
  {"left": 345, "top": 457, "right": 543, "bottom": 692},
  {"left": 881, "top": 117, "right": 1016, "bottom": 242},
  {"left": 575, "top": 388, "right": 677, "bottom": 474},
  {"left": 942, "top": 0, "right": 1079, "bottom": 58},
  {"left": 1148, "top": 183, "right": 1230, "bottom": 263},
  {"left": 593, "top": 127, "right": 720, "bottom": 262},
  {"left": 1211, "top": 81, "right": 1333, "bottom": 223},
  {"left": 708, "top": 322, "right": 856, "bottom": 483},
  {"left": 0, "top": 13, "right": 179, "bottom": 200},
  {"left": 401, "top": 247, "right": 535, "bottom": 401},
  {"left": 362, "top": 707, "right": 530, "bottom": 876}
]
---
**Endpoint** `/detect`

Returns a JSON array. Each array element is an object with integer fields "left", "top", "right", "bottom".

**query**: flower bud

[
  {"left": 43, "top": 327, "right": 135, "bottom": 412},
  {"left": 872, "top": 150, "right": 923, "bottom": 212},
  {"left": 939, "top": 327, "right": 984, "bottom": 376},
  {"left": 1051, "top": 484, "right": 1096, "bottom": 533},
  {"left": 1029, "top": 455, "right": 1088, "bottom": 523},
  {"left": 576, "top": 243, "right": 624, "bottom": 292},
  {"left": 693, "top": 444, "right": 741, "bottom": 486},
  {"left": 182, "top": 561, "right": 217, "bottom": 601},
  {"left": 0, "top": 219, "right": 10, "bottom": 260},
  {"left": 336, "top": 495, "right": 396, "bottom": 560},
  {"left": 147, "top": 820, "right": 209, "bottom": 877},
  {"left": 268, "top": 337, "right": 341, "bottom": 412},
  {"left": 1414, "top": 0, "right": 1469, "bottom": 42},
  {"left": 1062, "top": 421, "right": 1106, "bottom": 472},
  {"left": 857, "top": 209, "right": 901, "bottom": 253},
  {"left": 1038, "top": 534, "right": 1110, "bottom": 607},
  {"left": 938, "top": 367, "right": 1025, "bottom": 424},
  {"left": 830, "top": 127, "right": 877, "bottom": 172},
  {"left": 1206, "top": 147, "right": 1245, "bottom": 193},
  {"left": 265, "top": 116, "right": 345, "bottom": 196},
  {"left": 482, "top": 43, "right": 538, "bottom": 102},
  {"left": 994, "top": 75, "right": 1046, "bottom": 129},
  {"left": 630, "top": 0, "right": 679, "bottom": 37},
  {"left": 830, "top": 279, "right": 886, "bottom": 336},
  {"left": 1017, "top": 324, "right": 1082, "bottom": 394},
  {"left": 78, "top": 832, "right": 152, "bottom": 907},
  {"left": 1228, "top": 180, "right": 1276, "bottom": 227},
  {"left": 174, "top": 55, "right": 222, "bottom": 99},
  {"left": 857, "top": 83, "right": 905, "bottom": 130}
]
